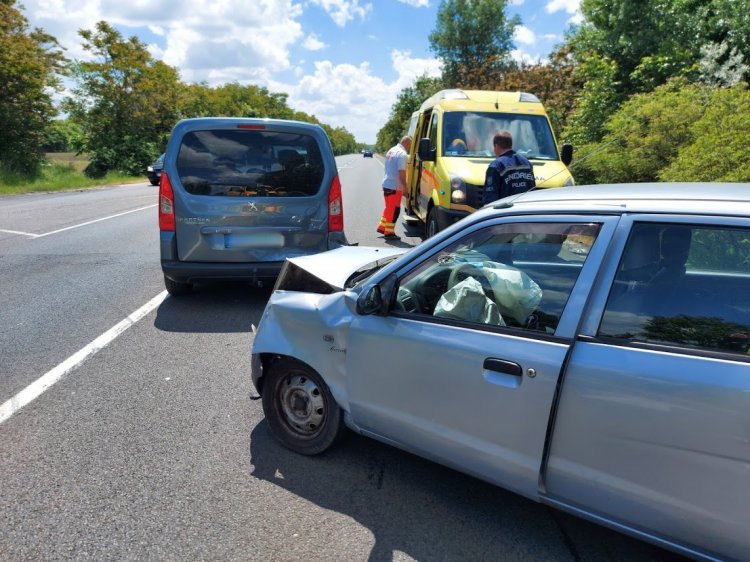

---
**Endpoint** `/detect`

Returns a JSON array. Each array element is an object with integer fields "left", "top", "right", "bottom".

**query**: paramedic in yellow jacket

[{"left": 377, "top": 135, "right": 411, "bottom": 241}]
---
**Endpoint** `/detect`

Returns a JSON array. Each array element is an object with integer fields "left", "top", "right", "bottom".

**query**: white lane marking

[
  {"left": 0, "top": 229, "right": 40, "bottom": 238},
  {"left": 0, "top": 290, "right": 168, "bottom": 425},
  {"left": 0, "top": 204, "right": 156, "bottom": 239},
  {"left": 35, "top": 204, "right": 157, "bottom": 238}
]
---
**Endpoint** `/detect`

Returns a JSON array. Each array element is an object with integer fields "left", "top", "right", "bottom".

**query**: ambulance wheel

[
  {"left": 426, "top": 208, "right": 440, "bottom": 238},
  {"left": 262, "top": 358, "right": 344, "bottom": 455}
]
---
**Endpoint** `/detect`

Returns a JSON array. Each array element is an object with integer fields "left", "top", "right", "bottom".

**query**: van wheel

[
  {"left": 426, "top": 208, "right": 440, "bottom": 238},
  {"left": 262, "top": 358, "right": 344, "bottom": 455},
  {"left": 164, "top": 275, "right": 193, "bottom": 296}
]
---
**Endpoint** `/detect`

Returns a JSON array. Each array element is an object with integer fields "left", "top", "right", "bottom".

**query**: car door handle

[{"left": 483, "top": 358, "right": 522, "bottom": 377}]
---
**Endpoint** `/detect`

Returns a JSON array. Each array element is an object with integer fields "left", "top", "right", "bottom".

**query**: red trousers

[{"left": 377, "top": 189, "right": 401, "bottom": 235}]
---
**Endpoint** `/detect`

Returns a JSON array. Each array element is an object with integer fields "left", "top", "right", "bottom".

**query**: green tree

[
  {"left": 575, "top": 79, "right": 709, "bottom": 184},
  {"left": 323, "top": 125, "right": 357, "bottom": 156},
  {"left": 661, "top": 84, "right": 750, "bottom": 182},
  {"left": 496, "top": 46, "right": 584, "bottom": 140},
  {"left": 376, "top": 75, "right": 444, "bottom": 152},
  {"left": 42, "top": 118, "right": 82, "bottom": 152},
  {"left": 64, "top": 21, "right": 181, "bottom": 177},
  {"left": 177, "top": 81, "right": 356, "bottom": 154},
  {"left": 564, "top": 0, "right": 750, "bottom": 147},
  {"left": 0, "top": 0, "right": 66, "bottom": 175},
  {"left": 429, "top": 0, "right": 519, "bottom": 88}
]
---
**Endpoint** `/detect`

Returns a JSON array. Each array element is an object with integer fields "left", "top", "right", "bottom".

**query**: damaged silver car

[{"left": 251, "top": 183, "right": 750, "bottom": 562}]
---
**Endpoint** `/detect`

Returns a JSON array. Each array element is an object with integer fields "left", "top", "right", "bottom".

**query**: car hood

[{"left": 274, "top": 245, "right": 407, "bottom": 293}]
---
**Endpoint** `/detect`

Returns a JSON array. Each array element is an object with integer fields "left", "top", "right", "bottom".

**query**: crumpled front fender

[{"left": 251, "top": 289, "right": 358, "bottom": 410}]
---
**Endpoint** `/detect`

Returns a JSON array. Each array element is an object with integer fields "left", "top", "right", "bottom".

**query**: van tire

[
  {"left": 426, "top": 208, "right": 440, "bottom": 238},
  {"left": 164, "top": 276, "right": 193, "bottom": 296},
  {"left": 262, "top": 358, "right": 345, "bottom": 455}
]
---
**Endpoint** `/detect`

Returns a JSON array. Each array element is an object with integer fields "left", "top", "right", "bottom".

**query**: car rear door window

[
  {"left": 599, "top": 223, "right": 750, "bottom": 355},
  {"left": 176, "top": 129, "right": 324, "bottom": 197}
]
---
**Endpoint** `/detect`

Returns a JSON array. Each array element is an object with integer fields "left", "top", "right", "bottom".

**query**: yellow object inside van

[{"left": 404, "top": 89, "right": 574, "bottom": 237}]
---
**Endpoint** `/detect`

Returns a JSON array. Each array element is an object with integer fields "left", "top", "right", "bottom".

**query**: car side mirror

[
  {"left": 561, "top": 143, "right": 573, "bottom": 166},
  {"left": 418, "top": 138, "right": 436, "bottom": 162},
  {"left": 356, "top": 273, "right": 399, "bottom": 316}
]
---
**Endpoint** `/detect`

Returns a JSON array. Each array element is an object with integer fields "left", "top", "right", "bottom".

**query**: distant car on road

[
  {"left": 146, "top": 153, "right": 164, "bottom": 186},
  {"left": 252, "top": 182, "right": 750, "bottom": 562},
  {"left": 363, "top": 149, "right": 373, "bottom": 158}
]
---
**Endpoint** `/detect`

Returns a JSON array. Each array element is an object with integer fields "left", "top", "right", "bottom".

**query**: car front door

[{"left": 346, "top": 216, "right": 615, "bottom": 499}]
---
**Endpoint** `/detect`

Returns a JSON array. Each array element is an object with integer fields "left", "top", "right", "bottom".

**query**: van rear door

[{"left": 170, "top": 120, "right": 333, "bottom": 264}]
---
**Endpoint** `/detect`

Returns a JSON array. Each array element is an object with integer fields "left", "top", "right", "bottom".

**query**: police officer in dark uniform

[{"left": 482, "top": 130, "right": 535, "bottom": 205}]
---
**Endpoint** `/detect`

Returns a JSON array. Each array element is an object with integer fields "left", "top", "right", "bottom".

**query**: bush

[{"left": 660, "top": 84, "right": 750, "bottom": 182}]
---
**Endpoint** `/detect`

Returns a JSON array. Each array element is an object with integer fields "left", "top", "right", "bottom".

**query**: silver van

[{"left": 158, "top": 118, "right": 348, "bottom": 295}]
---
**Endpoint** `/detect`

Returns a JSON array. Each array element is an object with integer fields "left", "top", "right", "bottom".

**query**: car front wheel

[{"left": 262, "top": 358, "right": 344, "bottom": 455}]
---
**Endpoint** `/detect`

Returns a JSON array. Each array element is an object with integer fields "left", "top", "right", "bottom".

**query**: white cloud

[
  {"left": 303, "top": 34, "right": 327, "bottom": 51},
  {"left": 396, "top": 0, "right": 430, "bottom": 6},
  {"left": 546, "top": 0, "right": 579, "bottom": 13},
  {"left": 511, "top": 49, "right": 542, "bottom": 66},
  {"left": 546, "top": 0, "right": 583, "bottom": 25},
  {"left": 18, "top": 0, "right": 439, "bottom": 142},
  {"left": 270, "top": 50, "right": 441, "bottom": 142},
  {"left": 309, "top": 0, "right": 373, "bottom": 27},
  {"left": 513, "top": 25, "right": 535, "bottom": 46}
]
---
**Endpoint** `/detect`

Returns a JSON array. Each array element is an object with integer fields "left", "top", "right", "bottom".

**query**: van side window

[
  {"left": 599, "top": 223, "right": 750, "bottom": 355},
  {"left": 428, "top": 113, "right": 439, "bottom": 151},
  {"left": 395, "top": 222, "right": 601, "bottom": 334},
  {"left": 176, "top": 130, "right": 324, "bottom": 197}
]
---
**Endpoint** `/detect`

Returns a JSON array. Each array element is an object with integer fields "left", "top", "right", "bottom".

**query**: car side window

[
  {"left": 599, "top": 223, "right": 750, "bottom": 355},
  {"left": 395, "top": 222, "right": 601, "bottom": 333}
]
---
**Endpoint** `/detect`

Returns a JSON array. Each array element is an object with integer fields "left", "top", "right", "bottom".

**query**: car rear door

[
  {"left": 544, "top": 215, "right": 750, "bottom": 561},
  {"left": 168, "top": 120, "right": 333, "bottom": 263},
  {"left": 346, "top": 215, "right": 618, "bottom": 499}
]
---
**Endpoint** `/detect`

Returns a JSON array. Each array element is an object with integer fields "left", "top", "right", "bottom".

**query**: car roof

[
  {"left": 486, "top": 183, "right": 750, "bottom": 218},
  {"left": 170, "top": 117, "right": 327, "bottom": 136}
]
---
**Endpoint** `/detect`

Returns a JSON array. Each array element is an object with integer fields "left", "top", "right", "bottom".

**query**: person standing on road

[
  {"left": 482, "top": 131, "right": 535, "bottom": 206},
  {"left": 377, "top": 135, "right": 412, "bottom": 240}
]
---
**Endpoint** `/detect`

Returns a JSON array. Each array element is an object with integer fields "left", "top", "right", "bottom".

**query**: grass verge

[{"left": 0, "top": 154, "right": 144, "bottom": 196}]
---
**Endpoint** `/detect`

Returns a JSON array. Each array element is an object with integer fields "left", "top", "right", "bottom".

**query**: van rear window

[{"left": 176, "top": 130, "right": 324, "bottom": 197}]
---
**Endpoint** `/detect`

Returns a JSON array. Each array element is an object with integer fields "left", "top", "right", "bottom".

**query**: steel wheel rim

[{"left": 278, "top": 374, "right": 325, "bottom": 437}]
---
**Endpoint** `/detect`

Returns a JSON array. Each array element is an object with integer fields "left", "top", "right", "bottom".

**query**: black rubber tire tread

[
  {"left": 262, "top": 358, "right": 345, "bottom": 456},
  {"left": 426, "top": 208, "right": 440, "bottom": 239},
  {"left": 164, "top": 275, "right": 193, "bottom": 296}
]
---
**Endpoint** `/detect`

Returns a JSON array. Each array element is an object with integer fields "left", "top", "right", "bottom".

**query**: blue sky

[{"left": 20, "top": 0, "right": 582, "bottom": 144}]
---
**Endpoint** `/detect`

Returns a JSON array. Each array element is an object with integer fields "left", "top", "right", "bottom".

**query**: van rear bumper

[{"left": 161, "top": 260, "right": 284, "bottom": 284}]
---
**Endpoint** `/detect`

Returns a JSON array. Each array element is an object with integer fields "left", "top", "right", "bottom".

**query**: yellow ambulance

[{"left": 404, "top": 89, "right": 574, "bottom": 237}]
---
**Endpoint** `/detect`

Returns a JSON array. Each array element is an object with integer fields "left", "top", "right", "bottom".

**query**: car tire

[
  {"left": 262, "top": 358, "right": 345, "bottom": 456},
  {"left": 426, "top": 208, "right": 440, "bottom": 238},
  {"left": 149, "top": 178, "right": 159, "bottom": 186},
  {"left": 164, "top": 275, "right": 193, "bottom": 297}
]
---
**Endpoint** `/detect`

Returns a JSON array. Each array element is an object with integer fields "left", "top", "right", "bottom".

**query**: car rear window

[{"left": 176, "top": 129, "right": 325, "bottom": 197}]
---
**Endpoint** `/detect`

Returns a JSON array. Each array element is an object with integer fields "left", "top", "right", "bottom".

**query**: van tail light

[
  {"left": 328, "top": 175, "right": 344, "bottom": 232},
  {"left": 159, "top": 172, "right": 176, "bottom": 232}
]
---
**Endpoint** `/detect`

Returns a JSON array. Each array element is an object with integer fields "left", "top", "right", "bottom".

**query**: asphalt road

[{"left": 0, "top": 155, "right": 686, "bottom": 561}]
